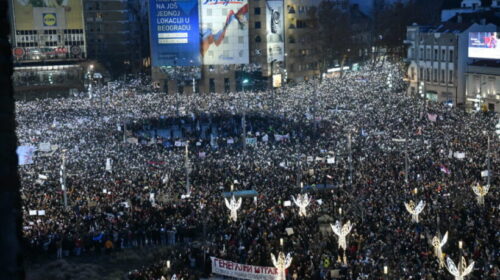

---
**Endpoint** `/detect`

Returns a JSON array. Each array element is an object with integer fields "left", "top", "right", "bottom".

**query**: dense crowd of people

[{"left": 16, "top": 62, "right": 498, "bottom": 280}]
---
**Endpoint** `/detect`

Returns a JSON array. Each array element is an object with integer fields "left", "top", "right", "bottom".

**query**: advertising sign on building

[
  {"left": 10, "top": 0, "right": 86, "bottom": 62},
  {"left": 149, "top": 0, "right": 201, "bottom": 67},
  {"left": 468, "top": 32, "right": 500, "bottom": 59},
  {"left": 201, "top": 0, "right": 249, "bottom": 65},
  {"left": 266, "top": 0, "right": 284, "bottom": 63}
]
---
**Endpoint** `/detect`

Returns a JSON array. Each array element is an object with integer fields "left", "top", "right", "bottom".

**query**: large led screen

[
  {"left": 149, "top": 0, "right": 201, "bottom": 67},
  {"left": 201, "top": 0, "right": 249, "bottom": 65},
  {"left": 468, "top": 32, "right": 500, "bottom": 59},
  {"left": 266, "top": 0, "right": 284, "bottom": 63}
]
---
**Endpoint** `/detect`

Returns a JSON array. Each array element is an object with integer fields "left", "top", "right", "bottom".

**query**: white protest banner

[
  {"left": 39, "top": 142, "right": 51, "bottom": 152},
  {"left": 227, "top": 138, "right": 234, "bottom": 144},
  {"left": 327, "top": 157, "right": 335, "bottom": 164},
  {"left": 246, "top": 138, "right": 257, "bottom": 145},
  {"left": 29, "top": 210, "right": 37, "bottom": 216},
  {"left": 481, "top": 170, "right": 489, "bottom": 177},
  {"left": 262, "top": 134, "right": 269, "bottom": 142},
  {"left": 211, "top": 257, "right": 278, "bottom": 280},
  {"left": 285, "top": 228, "right": 294, "bottom": 236},
  {"left": 127, "top": 137, "right": 138, "bottom": 144},
  {"left": 37, "top": 210, "right": 45, "bottom": 216},
  {"left": 17, "top": 145, "right": 36, "bottom": 165},
  {"left": 174, "top": 141, "right": 183, "bottom": 147},
  {"left": 283, "top": 201, "right": 291, "bottom": 207},
  {"left": 106, "top": 158, "right": 112, "bottom": 172},
  {"left": 453, "top": 152, "right": 465, "bottom": 159}
]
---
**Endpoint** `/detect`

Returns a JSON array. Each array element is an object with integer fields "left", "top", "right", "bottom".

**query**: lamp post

[
  {"left": 88, "top": 64, "right": 94, "bottom": 99},
  {"left": 60, "top": 149, "right": 68, "bottom": 209},
  {"left": 270, "top": 59, "right": 278, "bottom": 115},
  {"left": 347, "top": 131, "right": 353, "bottom": 186},
  {"left": 184, "top": 141, "right": 191, "bottom": 195},
  {"left": 383, "top": 265, "right": 388, "bottom": 280}
]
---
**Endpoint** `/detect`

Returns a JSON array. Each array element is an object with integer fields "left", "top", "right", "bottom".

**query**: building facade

[
  {"left": 9, "top": 0, "right": 87, "bottom": 95},
  {"left": 465, "top": 61, "right": 500, "bottom": 112},
  {"left": 84, "top": 0, "right": 149, "bottom": 77},
  {"left": 405, "top": 19, "right": 497, "bottom": 109},
  {"left": 150, "top": 0, "right": 322, "bottom": 94}
]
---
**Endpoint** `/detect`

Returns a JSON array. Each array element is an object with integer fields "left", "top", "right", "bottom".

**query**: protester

[{"left": 16, "top": 62, "right": 498, "bottom": 280}]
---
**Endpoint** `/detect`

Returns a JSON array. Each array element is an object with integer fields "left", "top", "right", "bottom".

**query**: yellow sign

[
  {"left": 272, "top": 74, "right": 282, "bottom": 88},
  {"left": 43, "top": 13, "right": 57, "bottom": 26},
  {"left": 11, "top": 0, "right": 84, "bottom": 30}
]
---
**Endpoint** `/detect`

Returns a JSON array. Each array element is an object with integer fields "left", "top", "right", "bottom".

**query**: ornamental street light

[
  {"left": 331, "top": 220, "right": 353, "bottom": 264},
  {"left": 471, "top": 183, "right": 490, "bottom": 206},
  {"left": 404, "top": 200, "right": 425, "bottom": 223},
  {"left": 445, "top": 256, "right": 474, "bottom": 280},
  {"left": 224, "top": 195, "right": 242, "bottom": 222},
  {"left": 292, "top": 193, "right": 312, "bottom": 217},
  {"left": 271, "top": 251, "right": 292, "bottom": 280},
  {"left": 431, "top": 231, "right": 448, "bottom": 268}
]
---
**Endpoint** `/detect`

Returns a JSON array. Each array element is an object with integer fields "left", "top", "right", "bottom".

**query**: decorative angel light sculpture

[
  {"left": 292, "top": 193, "right": 312, "bottom": 217},
  {"left": 331, "top": 220, "right": 353, "bottom": 264},
  {"left": 471, "top": 183, "right": 489, "bottom": 205},
  {"left": 431, "top": 231, "right": 448, "bottom": 268},
  {"left": 446, "top": 256, "right": 474, "bottom": 280},
  {"left": 224, "top": 195, "right": 242, "bottom": 222},
  {"left": 271, "top": 252, "right": 292, "bottom": 280},
  {"left": 404, "top": 200, "right": 425, "bottom": 223}
]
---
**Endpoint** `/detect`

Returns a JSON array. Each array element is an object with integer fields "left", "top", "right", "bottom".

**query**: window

[
  {"left": 209, "top": 78, "right": 215, "bottom": 93},
  {"left": 434, "top": 69, "right": 437, "bottom": 82},
  {"left": 297, "top": 20, "right": 307, "bottom": 28},
  {"left": 449, "top": 50, "right": 453, "bottom": 62},
  {"left": 442, "top": 49, "right": 446, "bottom": 61},
  {"left": 434, "top": 49, "right": 438, "bottom": 60},
  {"left": 224, "top": 78, "right": 230, "bottom": 93},
  {"left": 254, "top": 7, "right": 261, "bottom": 15},
  {"left": 255, "top": 35, "right": 261, "bottom": 43},
  {"left": 288, "top": 35, "right": 295, "bottom": 43},
  {"left": 426, "top": 69, "right": 430, "bottom": 81},
  {"left": 419, "top": 47, "right": 423, "bottom": 59},
  {"left": 441, "top": 70, "right": 445, "bottom": 83},
  {"left": 449, "top": 70, "right": 453, "bottom": 83},
  {"left": 255, "top": 21, "right": 261, "bottom": 29}
]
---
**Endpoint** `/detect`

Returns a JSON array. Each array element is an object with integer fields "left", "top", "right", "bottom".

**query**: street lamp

[{"left": 60, "top": 149, "right": 68, "bottom": 209}]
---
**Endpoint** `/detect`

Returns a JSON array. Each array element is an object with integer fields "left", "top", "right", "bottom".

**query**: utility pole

[
  {"left": 487, "top": 134, "right": 491, "bottom": 186},
  {"left": 242, "top": 110, "right": 246, "bottom": 149},
  {"left": 60, "top": 149, "right": 68, "bottom": 209},
  {"left": 184, "top": 141, "right": 191, "bottom": 195},
  {"left": 348, "top": 132, "right": 353, "bottom": 186},
  {"left": 405, "top": 135, "right": 409, "bottom": 186}
]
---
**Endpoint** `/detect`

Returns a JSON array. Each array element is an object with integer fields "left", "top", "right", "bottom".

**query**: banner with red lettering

[{"left": 211, "top": 257, "right": 278, "bottom": 280}]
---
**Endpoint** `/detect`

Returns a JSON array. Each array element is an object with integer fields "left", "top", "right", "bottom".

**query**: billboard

[
  {"left": 11, "top": 0, "right": 86, "bottom": 61},
  {"left": 201, "top": 0, "right": 249, "bottom": 65},
  {"left": 149, "top": 0, "right": 201, "bottom": 67},
  {"left": 468, "top": 32, "right": 500, "bottom": 60},
  {"left": 11, "top": 0, "right": 84, "bottom": 30},
  {"left": 266, "top": 0, "right": 284, "bottom": 63}
]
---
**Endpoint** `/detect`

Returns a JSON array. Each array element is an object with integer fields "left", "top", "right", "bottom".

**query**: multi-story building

[
  {"left": 465, "top": 60, "right": 500, "bottom": 112},
  {"left": 150, "top": 0, "right": 323, "bottom": 94},
  {"left": 84, "top": 0, "right": 148, "bottom": 77},
  {"left": 404, "top": 1, "right": 498, "bottom": 110},
  {"left": 9, "top": 0, "right": 87, "bottom": 96}
]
